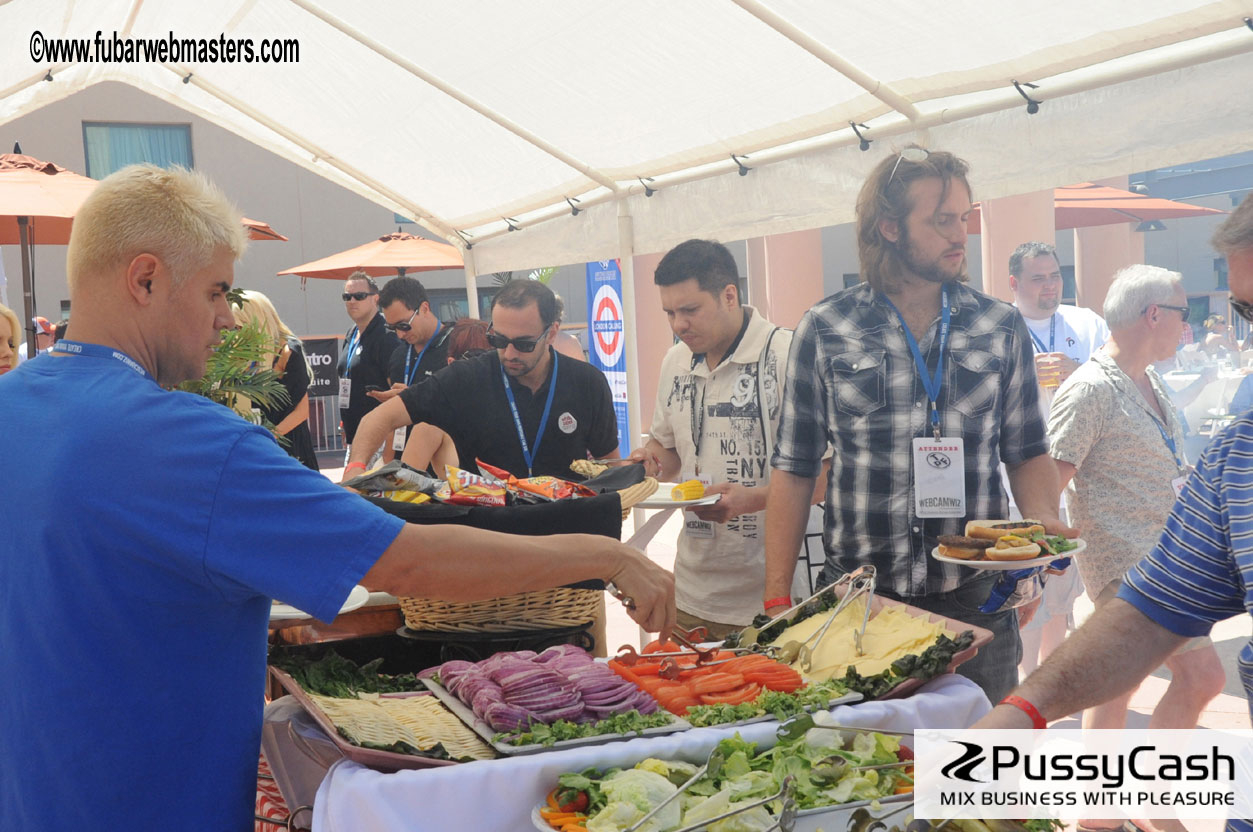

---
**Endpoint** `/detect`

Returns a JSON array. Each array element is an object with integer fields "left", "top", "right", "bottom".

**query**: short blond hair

[
  {"left": 67, "top": 164, "right": 247, "bottom": 293},
  {"left": 0, "top": 303, "right": 21, "bottom": 355}
]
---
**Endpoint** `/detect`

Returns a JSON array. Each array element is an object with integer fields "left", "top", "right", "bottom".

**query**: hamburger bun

[
  {"left": 965, "top": 519, "right": 1045, "bottom": 541},
  {"left": 985, "top": 534, "right": 1042, "bottom": 561},
  {"left": 937, "top": 535, "right": 995, "bottom": 560}
]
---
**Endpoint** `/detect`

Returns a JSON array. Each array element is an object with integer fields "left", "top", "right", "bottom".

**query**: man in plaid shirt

[{"left": 763, "top": 147, "right": 1070, "bottom": 702}]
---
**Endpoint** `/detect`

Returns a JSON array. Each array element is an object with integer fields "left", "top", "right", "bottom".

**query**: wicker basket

[{"left": 399, "top": 586, "right": 601, "bottom": 633}]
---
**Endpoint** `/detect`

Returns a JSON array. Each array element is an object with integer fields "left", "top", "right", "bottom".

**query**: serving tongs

[
  {"left": 623, "top": 747, "right": 726, "bottom": 832},
  {"left": 776, "top": 567, "right": 877, "bottom": 671},
  {"left": 734, "top": 566, "right": 876, "bottom": 650}
]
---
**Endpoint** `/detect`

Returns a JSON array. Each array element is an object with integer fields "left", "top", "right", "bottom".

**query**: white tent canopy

[{"left": 2, "top": 0, "right": 1252, "bottom": 275}]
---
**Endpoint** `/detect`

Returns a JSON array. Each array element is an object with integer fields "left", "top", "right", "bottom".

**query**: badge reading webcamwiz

[{"left": 912, "top": 437, "right": 966, "bottom": 518}]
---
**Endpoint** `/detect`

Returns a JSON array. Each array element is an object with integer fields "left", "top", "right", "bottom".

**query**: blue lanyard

[
  {"left": 883, "top": 286, "right": 950, "bottom": 439},
  {"left": 1027, "top": 314, "right": 1055, "bottom": 353},
  {"left": 51, "top": 340, "right": 154, "bottom": 382},
  {"left": 404, "top": 319, "right": 441, "bottom": 386},
  {"left": 343, "top": 327, "right": 361, "bottom": 378},
  {"left": 500, "top": 351, "right": 559, "bottom": 477},
  {"left": 1153, "top": 418, "right": 1184, "bottom": 471}
]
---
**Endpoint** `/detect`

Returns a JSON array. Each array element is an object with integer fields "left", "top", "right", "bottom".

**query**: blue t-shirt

[{"left": 0, "top": 349, "right": 405, "bottom": 831}]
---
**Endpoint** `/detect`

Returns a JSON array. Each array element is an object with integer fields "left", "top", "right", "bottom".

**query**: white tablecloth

[{"left": 310, "top": 674, "right": 990, "bottom": 832}]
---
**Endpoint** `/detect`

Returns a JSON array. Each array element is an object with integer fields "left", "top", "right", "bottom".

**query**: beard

[{"left": 896, "top": 222, "right": 967, "bottom": 285}]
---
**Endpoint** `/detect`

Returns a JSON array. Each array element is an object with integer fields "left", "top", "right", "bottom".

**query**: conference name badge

[
  {"left": 338, "top": 377, "right": 351, "bottom": 407},
  {"left": 913, "top": 437, "right": 966, "bottom": 518}
]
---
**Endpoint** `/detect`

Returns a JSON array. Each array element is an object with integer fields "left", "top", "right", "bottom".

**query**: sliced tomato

[
  {"left": 641, "top": 639, "right": 680, "bottom": 654},
  {"left": 898, "top": 745, "right": 914, "bottom": 761},
  {"left": 638, "top": 677, "right": 680, "bottom": 696},
  {"left": 630, "top": 661, "right": 664, "bottom": 676},
  {"left": 607, "top": 660, "right": 643, "bottom": 686},
  {"left": 690, "top": 672, "right": 745, "bottom": 694},
  {"left": 664, "top": 695, "right": 701, "bottom": 714},
  {"left": 699, "top": 682, "right": 762, "bottom": 705}
]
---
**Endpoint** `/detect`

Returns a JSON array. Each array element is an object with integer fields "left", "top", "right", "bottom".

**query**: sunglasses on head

[
  {"left": 886, "top": 146, "right": 931, "bottom": 187},
  {"left": 385, "top": 307, "right": 420, "bottom": 333},
  {"left": 486, "top": 325, "right": 548, "bottom": 353},
  {"left": 342, "top": 291, "right": 377, "bottom": 302},
  {"left": 1230, "top": 297, "right": 1253, "bottom": 324}
]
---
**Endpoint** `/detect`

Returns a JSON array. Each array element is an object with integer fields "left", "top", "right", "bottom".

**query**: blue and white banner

[{"left": 586, "top": 260, "right": 630, "bottom": 457}]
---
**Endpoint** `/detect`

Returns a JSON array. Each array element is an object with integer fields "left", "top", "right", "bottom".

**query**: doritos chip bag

[{"left": 515, "top": 476, "right": 596, "bottom": 501}]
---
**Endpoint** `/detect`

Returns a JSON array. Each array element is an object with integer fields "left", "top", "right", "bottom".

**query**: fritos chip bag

[{"left": 443, "top": 465, "right": 507, "bottom": 507}]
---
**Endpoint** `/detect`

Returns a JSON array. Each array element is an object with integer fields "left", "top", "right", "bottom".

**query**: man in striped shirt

[
  {"left": 975, "top": 196, "right": 1253, "bottom": 832},
  {"left": 764, "top": 146, "right": 1070, "bottom": 703}
]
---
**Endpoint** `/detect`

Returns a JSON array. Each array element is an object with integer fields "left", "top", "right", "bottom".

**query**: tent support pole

[
  {"left": 462, "top": 247, "right": 480, "bottom": 319},
  {"left": 616, "top": 201, "right": 642, "bottom": 458}
]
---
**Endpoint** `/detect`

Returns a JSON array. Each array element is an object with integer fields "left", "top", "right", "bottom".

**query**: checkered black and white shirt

[{"left": 772, "top": 281, "right": 1048, "bottom": 598}]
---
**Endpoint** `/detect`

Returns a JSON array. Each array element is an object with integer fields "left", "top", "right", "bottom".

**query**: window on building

[
  {"left": 1216, "top": 257, "right": 1229, "bottom": 290},
  {"left": 1060, "top": 265, "right": 1077, "bottom": 304},
  {"left": 394, "top": 213, "right": 414, "bottom": 225},
  {"left": 83, "top": 123, "right": 193, "bottom": 179},
  {"left": 427, "top": 288, "right": 498, "bottom": 322},
  {"left": 843, "top": 273, "right": 861, "bottom": 289}
]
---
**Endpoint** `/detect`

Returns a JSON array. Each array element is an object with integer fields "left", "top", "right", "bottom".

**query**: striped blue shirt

[{"left": 1120, "top": 415, "right": 1253, "bottom": 726}]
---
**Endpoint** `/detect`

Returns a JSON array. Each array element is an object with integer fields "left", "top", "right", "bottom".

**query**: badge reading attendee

[
  {"left": 393, "top": 426, "right": 407, "bottom": 452},
  {"left": 684, "top": 473, "right": 715, "bottom": 538},
  {"left": 1171, "top": 475, "right": 1186, "bottom": 497},
  {"left": 912, "top": 437, "right": 966, "bottom": 518},
  {"left": 338, "top": 377, "right": 351, "bottom": 407}
]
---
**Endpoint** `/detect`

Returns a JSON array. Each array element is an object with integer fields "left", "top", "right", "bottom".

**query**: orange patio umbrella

[
  {"left": 277, "top": 232, "right": 464, "bottom": 281},
  {"left": 0, "top": 152, "right": 99, "bottom": 352},
  {"left": 966, "top": 182, "right": 1225, "bottom": 235},
  {"left": 242, "top": 217, "right": 288, "bottom": 241}
]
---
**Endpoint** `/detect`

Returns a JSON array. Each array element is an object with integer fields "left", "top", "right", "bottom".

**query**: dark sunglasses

[
  {"left": 1230, "top": 297, "right": 1253, "bottom": 324},
  {"left": 1149, "top": 303, "right": 1190, "bottom": 322},
  {"left": 342, "top": 291, "right": 377, "bottom": 302},
  {"left": 385, "top": 308, "right": 419, "bottom": 333},
  {"left": 486, "top": 325, "right": 547, "bottom": 353}
]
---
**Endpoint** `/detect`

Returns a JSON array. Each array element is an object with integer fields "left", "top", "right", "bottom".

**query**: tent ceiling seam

[
  {"left": 285, "top": 0, "right": 621, "bottom": 195},
  {"left": 730, "top": 0, "right": 922, "bottom": 122},
  {"left": 162, "top": 63, "right": 462, "bottom": 243}
]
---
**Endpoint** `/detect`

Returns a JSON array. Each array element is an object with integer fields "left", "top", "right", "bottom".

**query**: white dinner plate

[
  {"left": 930, "top": 538, "right": 1086, "bottom": 570},
  {"left": 269, "top": 584, "right": 370, "bottom": 621},
  {"left": 637, "top": 485, "right": 722, "bottom": 509}
]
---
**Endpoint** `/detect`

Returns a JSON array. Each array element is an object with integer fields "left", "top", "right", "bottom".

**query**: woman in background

[
  {"left": 400, "top": 318, "right": 491, "bottom": 475},
  {"left": 233, "top": 290, "right": 320, "bottom": 470},
  {"left": 0, "top": 303, "right": 21, "bottom": 376}
]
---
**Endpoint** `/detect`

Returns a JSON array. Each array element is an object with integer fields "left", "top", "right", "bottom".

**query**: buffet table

[
  {"left": 1162, "top": 367, "right": 1248, "bottom": 432},
  {"left": 301, "top": 674, "right": 989, "bottom": 831}
]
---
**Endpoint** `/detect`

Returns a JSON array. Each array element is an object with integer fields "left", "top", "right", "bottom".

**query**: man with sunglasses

[
  {"left": 344, "top": 279, "right": 619, "bottom": 481},
  {"left": 337, "top": 271, "right": 400, "bottom": 464},
  {"left": 763, "top": 146, "right": 1070, "bottom": 703},
  {"left": 975, "top": 198, "right": 1253, "bottom": 801}
]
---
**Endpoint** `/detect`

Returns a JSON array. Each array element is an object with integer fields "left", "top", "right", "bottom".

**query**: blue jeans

[{"left": 876, "top": 573, "right": 1021, "bottom": 704}]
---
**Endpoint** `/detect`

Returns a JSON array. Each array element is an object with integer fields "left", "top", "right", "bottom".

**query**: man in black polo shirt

[
  {"left": 337, "top": 271, "right": 400, "bottom": 463},
  {"left": 343, "top": 280, "right": 619, "bottom": 481}
]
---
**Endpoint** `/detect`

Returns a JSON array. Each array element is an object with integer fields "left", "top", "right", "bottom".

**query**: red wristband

[
  {"left": 763, "top": 596, "right": 791, "bottom": 611},
  {"left": 344, "top": 461, "right": 367, "bottom": 474},
  {"left": 999, "top": 694, "right": 1047, "bottom": 729}
]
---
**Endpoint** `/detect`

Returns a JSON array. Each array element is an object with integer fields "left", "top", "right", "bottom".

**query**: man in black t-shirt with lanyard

[
  {"left": 336, "top": 271, "right": 400, "bottom": 465},
  {"left": 367, "top": 275, "right": 453, "bottom": 457},
  {"left": 343, "top": 280, "right": 620, "bottom": 482}
]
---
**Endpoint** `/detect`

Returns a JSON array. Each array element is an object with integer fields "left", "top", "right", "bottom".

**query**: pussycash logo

[{"left": 939, "top": 741, "right": 1234, "bottom": 788}]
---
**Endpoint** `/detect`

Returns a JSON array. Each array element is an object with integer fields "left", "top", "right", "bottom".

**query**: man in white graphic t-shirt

[
  {"left": 1008, "top": 241, "right": 1110, "bottom": 677},
  {"left": 628, "top": 240, "right": 827, "bottom": 638}
]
